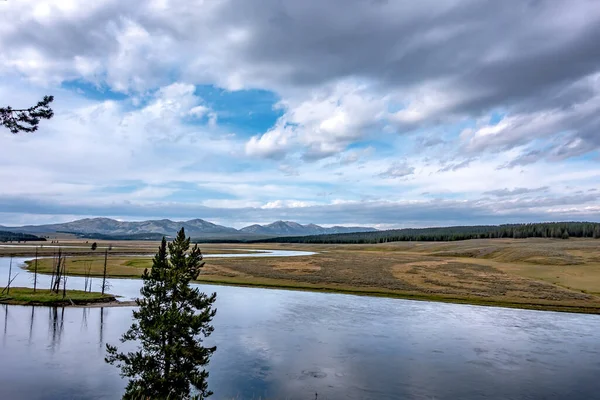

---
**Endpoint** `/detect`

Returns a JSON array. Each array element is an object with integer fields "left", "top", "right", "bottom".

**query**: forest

[
  {"left": 255, "top": 222, "right": 600, "bottom": 244},
  {"left": 0, "top": 230, "right": 46, "bottom": 242}
]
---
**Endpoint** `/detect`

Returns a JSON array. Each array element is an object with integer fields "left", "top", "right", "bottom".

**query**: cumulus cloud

[
  {"left": 1, "top": 0, "right": 600, "bottom": 225},
  {"left": 3, "top": 1, "right": 599, "bottom": 159},
  {"left": 246, "top": 82, "right": 388, "bottom": 160}
]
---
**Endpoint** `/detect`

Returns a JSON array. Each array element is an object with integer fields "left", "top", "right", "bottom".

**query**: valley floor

[{"left": 7, "top": 238, "right": 600, "bottom": 313}]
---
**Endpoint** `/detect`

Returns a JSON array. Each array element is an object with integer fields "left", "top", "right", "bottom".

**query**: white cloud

[
  {"left": 245, "top": 120, "right": 294, "bottom": 159},
  {"left": 2, "top": 0, "right": 600, "bottom": 225},
  {"left": 261, "top": 200, "right": 317, "bottom": 209},
  {"left": 247, "top": 81, "right": 390, "bottom": 160}
]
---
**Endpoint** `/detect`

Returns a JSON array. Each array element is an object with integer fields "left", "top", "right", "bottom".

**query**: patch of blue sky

[
  {"left": 573, "top": 151, "right": 600, "bottom": 162},
  {"left": 347, "top": 139, "right": 393, "bottom": 155},
  {"left": 488, "top": 109, "right": 507, "bottom": 125},
  {"left": 92, "top": 181, "right": 146, "bottom": 194},
  {"left": 386, "top": 100, "right": 406, "bottom": 114},
  {"left": 193, "top": 85, "right": 283, "bottom": 136},
  {"left": 180, "top": 157, "right": 259, "bottom": 174},
  {"left": 163, "top": 187, "right": 238, "bottom": 202}
]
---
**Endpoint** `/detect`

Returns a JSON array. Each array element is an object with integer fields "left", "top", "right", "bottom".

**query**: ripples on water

[{"left": 1, "top": 257, "right": 600, "bottom": 399}]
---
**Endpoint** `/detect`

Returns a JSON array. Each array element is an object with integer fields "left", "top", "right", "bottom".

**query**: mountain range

[{"left": 0, "top": 218, "right": 376, "bottom": 238}]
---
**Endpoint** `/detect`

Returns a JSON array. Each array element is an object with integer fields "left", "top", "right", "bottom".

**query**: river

[{"left": 1, "top": 257, "right": 599, "bottom": 399}]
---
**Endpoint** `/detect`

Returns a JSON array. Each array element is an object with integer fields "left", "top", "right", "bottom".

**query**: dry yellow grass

[{"left": 16, "top": 238, "right": 600, "bottom": 313}]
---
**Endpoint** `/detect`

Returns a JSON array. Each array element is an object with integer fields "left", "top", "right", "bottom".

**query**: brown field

[{"left": 11, "top": 238, "right": 600, "bottom": 313}]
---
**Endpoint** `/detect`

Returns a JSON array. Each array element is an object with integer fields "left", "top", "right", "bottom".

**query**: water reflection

[
  {"left": 99, "top": 307, "right": 105, "bottom": 348},
  {"left": 28, "top": 306, "right": 35, "bottom": 344},
  {"left": 1, "top": 258, "right": 600, "bottom": 399},
  {"left": 48, "top": 306, "right": 65, "bottom": 353},
  {"left": 5, "top": 288, "right": 600, "bottom": 400},
  {"left": 2, "top": 304, "right": 7, "bottom": 347}
]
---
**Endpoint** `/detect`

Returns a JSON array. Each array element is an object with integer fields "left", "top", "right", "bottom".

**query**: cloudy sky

[{"left": 1, "top": 0, "right": 599, "bottom": 228}]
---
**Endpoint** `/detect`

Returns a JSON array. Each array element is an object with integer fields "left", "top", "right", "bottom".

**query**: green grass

[
  {"left": 0, "top": 287, "right": 115, "bottom": 306},
  {"left": 124, "top": 258, "right": 153, "bottom": 268}
]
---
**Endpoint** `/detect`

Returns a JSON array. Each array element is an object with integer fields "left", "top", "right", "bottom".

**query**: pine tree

[{"left": 106, "top": 228, "right": 217, "bottom": 399}]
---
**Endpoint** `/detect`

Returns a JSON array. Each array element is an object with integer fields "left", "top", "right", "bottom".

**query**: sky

[{"left": 1, "top": 0, "right": 599, "bottom": 229}]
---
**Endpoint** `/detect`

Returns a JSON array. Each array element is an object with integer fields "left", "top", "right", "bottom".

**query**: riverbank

[
  {"left": 186, "top": 276, "right": 600, "bottom": 315},
  {"left": 20, "top": 257, "right": 600, "bottom": 315},
  {"left": 0, "top": 287, "right": 116, "bottom": 306},
  {"left": 6, "top": 238, "right": 600, "bottom": 314}
]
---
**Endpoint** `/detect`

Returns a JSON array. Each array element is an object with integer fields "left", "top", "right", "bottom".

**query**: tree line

[
  {"left": 0, "top": 230, "right": 46, "bottom": 242},
  {"left": 255, "top": 222, "right": 600, "bottom": 244}
]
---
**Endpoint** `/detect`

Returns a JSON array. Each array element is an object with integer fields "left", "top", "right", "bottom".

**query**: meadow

[{"left": 6, "top": 237, "right": 598, "bottom": 313}]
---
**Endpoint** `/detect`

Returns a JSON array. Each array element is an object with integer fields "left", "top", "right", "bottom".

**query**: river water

[{"left": 1, "top": 257, "right": 599, "bottom": 399}]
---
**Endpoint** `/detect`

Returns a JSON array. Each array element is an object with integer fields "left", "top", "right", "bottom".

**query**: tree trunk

[
  {"left": 101, "top": 250, "right": 108, "bottom": 295},
  {"left": 5, "top": 256, "right": 13, "bottom": 295},
  {"left": 62, "top": 258, "right": 67, "bottom": 299},
  {"left": 33, "top": 247, "right": 38, "bottom": 293}
]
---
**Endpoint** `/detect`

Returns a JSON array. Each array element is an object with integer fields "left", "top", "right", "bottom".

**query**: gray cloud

[
  {"left": 1, "top": 193, "right": 598, "bottom": 227},
  {"left": 416, "top": 136, "right": 447, "bottom": 148},
  {"left": 3, "top": 0, "right": 600, "bottom": 159},
  {"left": 278, "top": 164, "right": 299, "bottom": 176},
  {"left": 2, "top": 0, "right": 600, "bottom": 226},
  {"left": 438, "top": 158, "right": 475, "bottom": 172},
  {"left": 499, "top": 150, "right": 545, "bottom": 169},
  {"left": 378, "top": 161, "right": 415, "bottom": 179},
  {"left": 484, "top": 187, "right": 549, "bottom": 197}
]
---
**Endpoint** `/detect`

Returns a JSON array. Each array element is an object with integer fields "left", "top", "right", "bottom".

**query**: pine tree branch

[{"left": 1, "top": 95, "right": 54, "bottom": 134}]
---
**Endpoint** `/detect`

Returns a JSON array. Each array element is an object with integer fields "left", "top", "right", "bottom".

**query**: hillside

[
  {"left": 2, "top": 218, "right": 376, "bottom": 239},
  {"left": 240, "top": 221, "right": 376, "bottom": 236}
]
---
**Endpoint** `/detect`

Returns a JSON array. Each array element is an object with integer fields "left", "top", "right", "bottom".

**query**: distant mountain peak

[
  {"left": 239, "top": 221, "right": 377, "bottom": 236},
  {"left": 4, "top": 218, "right": 376, "bottom": 238}
]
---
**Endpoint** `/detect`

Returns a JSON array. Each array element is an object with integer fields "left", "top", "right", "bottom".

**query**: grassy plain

[
  {"left": 0, "top": 287, "right": 115, "bottom": 306},
  {"left": 13, "top": 238, "right": 600, "bottom": 313},
  {"left": 0, "top": 240, "right": 248, "bottom": 257}
]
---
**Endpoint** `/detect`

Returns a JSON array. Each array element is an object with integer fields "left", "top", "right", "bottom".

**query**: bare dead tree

[
  {"left": 61, "top": 258, "right": 67, "bottom": 299},
  {"left": 52, "top": 249, "right": 63, "bottom": 294},
  {"left": 83, "top": 261, "right": 94, "bottom": 293},
  {"left": 33, "top": 247, "right": 39, "bottom": 293},
  {"left": 50, "top": 250, "right": 57, "bottom": 292},
  {"left": 101, "top": 249, "right": 109, "bottom": 295},
  {"left": 83, "top": 261, "right": 90, "bottom": 292},
  {"left": 3, "top": 255, "right": 13, "bottom": 295}
]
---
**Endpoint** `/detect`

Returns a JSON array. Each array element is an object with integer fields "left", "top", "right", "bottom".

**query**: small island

[{"left": 0, "top": 287, "right": 116, "bottom": 306}]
